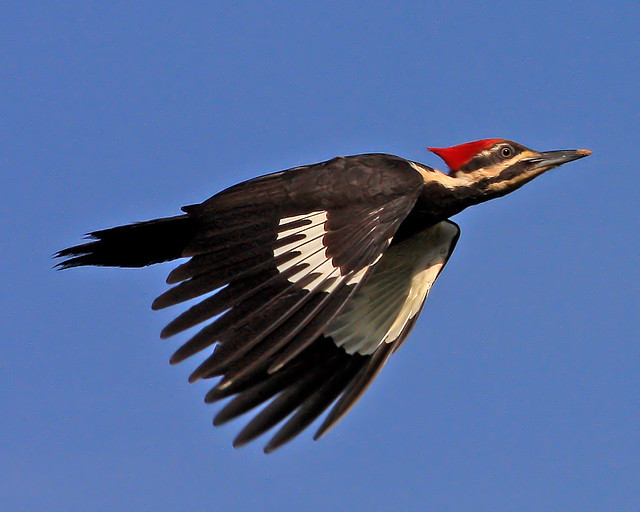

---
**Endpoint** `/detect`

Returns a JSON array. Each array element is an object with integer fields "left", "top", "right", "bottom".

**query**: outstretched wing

[
  {"left": 152, "top": 155, "right": 429, "bottom": 446},
  {"left": 156, "top": 157, "right": 458, "bottom": 449},
  {"left": 188, "top": 218, "right": 460, "bottom": 452},
  {"left": 60, "top": 153, "right": 461, "bottom": 451},
  {"left": 307, "top": 220, "right": 460, "bottom": 447},
  {"left": 154, "top": 154, "right": 426, "bottom": 373}
]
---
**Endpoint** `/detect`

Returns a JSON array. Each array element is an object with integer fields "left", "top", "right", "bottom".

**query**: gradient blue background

[{"left": 3, "top": 2, "right": 639, "bottom": 511}]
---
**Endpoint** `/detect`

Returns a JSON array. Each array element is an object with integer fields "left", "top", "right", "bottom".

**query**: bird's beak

[{"left": 524, "top": 149, "right": 592, "bottom": 170}]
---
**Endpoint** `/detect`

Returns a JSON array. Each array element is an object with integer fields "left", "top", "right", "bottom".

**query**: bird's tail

[{"left": 55, "top": 215, "right": 198, "bottom": 269}]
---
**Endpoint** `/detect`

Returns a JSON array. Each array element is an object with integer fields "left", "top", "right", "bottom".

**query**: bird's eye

[{"left": 500, "top": 146, "right": 513, "bottom": 158}]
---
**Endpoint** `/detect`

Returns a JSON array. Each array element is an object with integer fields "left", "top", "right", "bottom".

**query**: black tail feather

[{"left": 55, "top": 215, "right": 198, "bottom": 269}]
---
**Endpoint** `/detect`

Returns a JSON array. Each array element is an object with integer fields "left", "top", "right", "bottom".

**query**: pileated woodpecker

[{"left": 57, "top": 139, "right": 590, "bottom": 452}]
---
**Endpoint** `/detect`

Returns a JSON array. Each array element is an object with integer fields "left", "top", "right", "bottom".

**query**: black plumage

[
  {"left": 56, "top": 141, "right": 591, "bottom": 451},
  {"left": 57, "top": 154, "right": 431, "bottom": 450}
]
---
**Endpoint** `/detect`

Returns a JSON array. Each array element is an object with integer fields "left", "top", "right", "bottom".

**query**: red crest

[{"left": 428, "top": 139, "right": 504, "bottom": 171}]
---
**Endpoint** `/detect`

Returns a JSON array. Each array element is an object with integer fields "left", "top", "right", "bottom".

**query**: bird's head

[{"left": 429, "top": 139, "right": 591, "bottom": 200}]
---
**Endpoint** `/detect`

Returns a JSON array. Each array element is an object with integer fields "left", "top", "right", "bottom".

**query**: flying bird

[{"left": 56, "top": 139, "right": 591, "bottom": 452}]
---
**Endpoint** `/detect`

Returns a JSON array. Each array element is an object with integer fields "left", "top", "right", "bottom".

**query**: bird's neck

[
  {"left": 408, "top": 163, "right": 493, "bottom": 220},
  {"left": 394, "top": 162, "right": 529, "bottom": 245}
]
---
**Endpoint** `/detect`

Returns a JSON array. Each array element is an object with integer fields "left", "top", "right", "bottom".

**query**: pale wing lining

[{"left": 325, "top": 221, "right": 459, "bottom": 355}]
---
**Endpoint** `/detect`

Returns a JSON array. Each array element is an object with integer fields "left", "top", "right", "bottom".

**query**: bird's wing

[
  {"left": 310, "top": 220, "right": 460, "bottom": 444},
  {"left": 324, "top": 220, "right": 460, "bottom": 357},
  {"left": 210, "top": 220, "right": 459, "bottom": 452},
  {"left": 153, "top": 155, "right": 453, "bottom": 450}
]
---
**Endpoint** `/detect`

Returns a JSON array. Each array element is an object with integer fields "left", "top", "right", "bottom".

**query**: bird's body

[{"left": 57, "top": 139, "right": 590, "bottom": 452}]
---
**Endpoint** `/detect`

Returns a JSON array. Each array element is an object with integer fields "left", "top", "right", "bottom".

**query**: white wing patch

[
  {"left": 325, "top": 221, "right": 458, "bottom": 355},
  {"left": 274, "top": 211, "right": 368, "bottom": 293}
]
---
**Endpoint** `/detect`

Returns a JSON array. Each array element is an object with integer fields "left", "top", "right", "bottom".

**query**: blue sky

[{"left": 2, "top": 2, "right": 639, "bottom": 511}]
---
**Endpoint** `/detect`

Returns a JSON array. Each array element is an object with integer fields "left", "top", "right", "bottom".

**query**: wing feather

[
  {"left": 313, "top": 342, "right": 395, "bottom": 440},
  {"left": 154, "top": 155, "right": 445, "bottom": 450},
  {"left": 58, "top": 154, "right": 460, "bottom": 451}
]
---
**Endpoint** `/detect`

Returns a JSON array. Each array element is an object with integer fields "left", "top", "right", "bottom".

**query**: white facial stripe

[
  {"left": 452, "top": 149, "right": 540, "bottom": 179},
  {"left": 411, "top": 150, "right": 543, "bottom": 191},
  {"left": 409, "top": 161, "right": 431, "bottom": 177},
  {"left": 409, "top": 161, "right": 461, "bottom": 189},
  {"left": 326, "top": 221, "right": 458, "bottom": 355}
]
